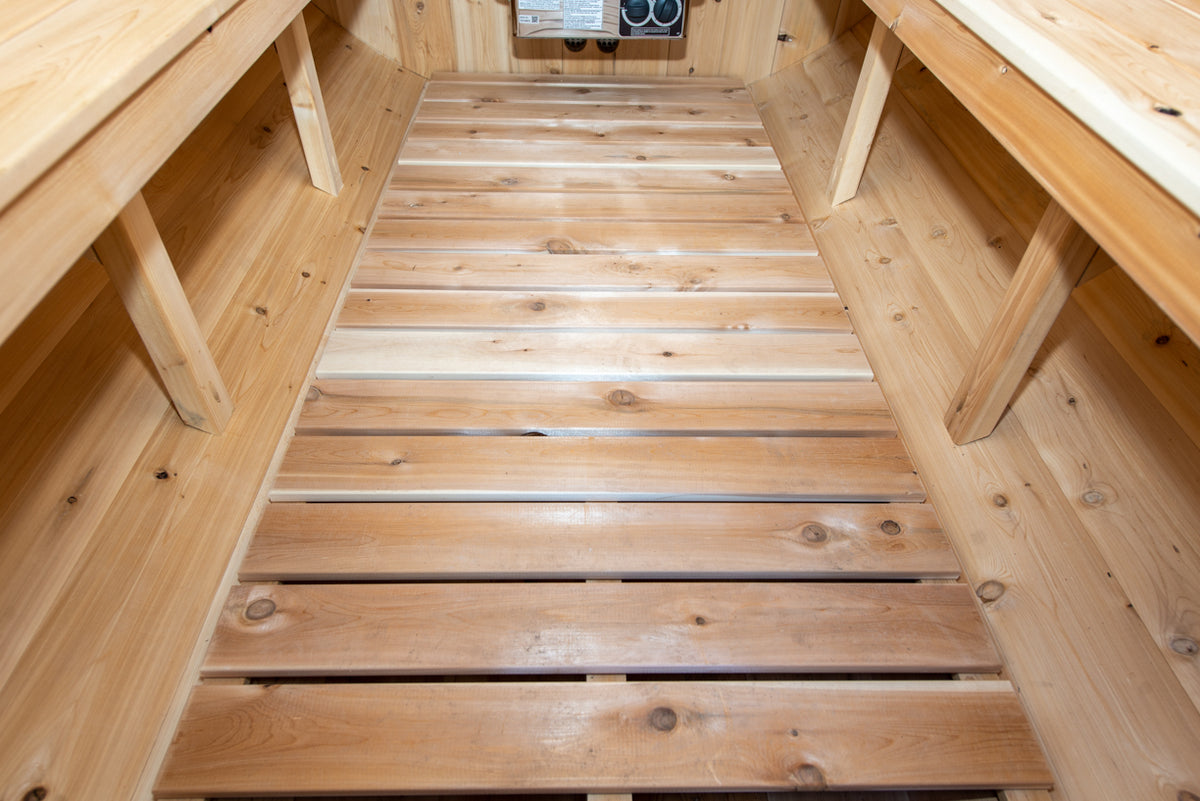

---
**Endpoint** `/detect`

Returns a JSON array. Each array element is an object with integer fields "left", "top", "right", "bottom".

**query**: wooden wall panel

[{"left": 326, "top": 0, "right": 869, "bottom": 80}]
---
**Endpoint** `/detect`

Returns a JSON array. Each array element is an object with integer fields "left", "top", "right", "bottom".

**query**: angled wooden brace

[{"left": 275, "top": 13, "right": 343, "bottom": 195}]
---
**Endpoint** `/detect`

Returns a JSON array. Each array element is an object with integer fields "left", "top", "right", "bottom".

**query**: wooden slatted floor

[{"left": 156, "top": 74, "right": 1050, "bottom": 798}]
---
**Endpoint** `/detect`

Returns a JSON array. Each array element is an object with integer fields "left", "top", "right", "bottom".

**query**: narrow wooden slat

[
  {"left": 379, "top": 191, "right": 802, "bottom": 223},
  {"left": 414, "top": 100, "right": 762, "bottom": 125},
  {"left": 429, "top": 72, "right": 749, "bottom": 87},
  {"left": 270, "top": 435, "right": 924, "bottom": 502},
  {"left": 406, "top": 119, "right": 776, "bottom": 146},
  {"left": 274, "top": 12, "right": 342, "bottom": 195},
  {"left": 389, "top": 164, "right": 794, "bottom": 194},
  {"left": 298, "top": 379, "right": 893, "bottom": 437},
  {"left": 945, "top": 199, "right": 1098, "bottom": 444},
  {"left": 369, "top": 221, "right": 811, "bottom": 255},
  {"left": 399, "top": 139, "right": 781, "bottom": 167},
  {"left": 421, "top": 81, "right": 754, "bottom": 106},
  {"left": 353, "top": 252, "right": 836, "bottom": 293},
  {"left": 93, "top": 192, "right": 233, "bottom": 434},
  {"left": 828, "top": 16, "right": 904, "bottom": 205},
  {"left": 156, "top": 681, "right": 1051, "bottom": 796},
  {"left": 337, "top": 290, "right": 848, "bottom": 331},
  {"left": 204, "top": 582, "right": 999, "bottom": 676},
  {"left": 243, "top": 501, "right": 956, "bottom": 581},
  {"left": 318, "top": 331, "right": 872, "bottom": 381}
]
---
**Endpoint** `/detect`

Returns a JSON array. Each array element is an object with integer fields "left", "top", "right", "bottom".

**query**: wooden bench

[
  {"left": 827, "top": 0, "right": 1200, "bottom": 443},
  {"left": 0, "top": 0, "right": 341, "bottom": 432}
]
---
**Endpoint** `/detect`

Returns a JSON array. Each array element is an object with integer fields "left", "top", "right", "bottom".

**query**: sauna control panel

[{"left": 513, "top": 0, "right": 686, "bottom": 39}]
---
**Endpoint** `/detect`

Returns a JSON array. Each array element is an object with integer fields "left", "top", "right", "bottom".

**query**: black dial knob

[
  {"left": 654, "top": 0, "right": 681, "bottom": 24},
  {"left": 624, "top": 0, "right": 651, "bottom": 24}
]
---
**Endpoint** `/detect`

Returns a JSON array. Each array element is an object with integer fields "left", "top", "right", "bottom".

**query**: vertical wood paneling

[
  {"left": 396, "top": 0, "right": 455, "bottom": 75},
  {"left": 667, "top": 0, "right": 729, "bottom": 76},
  {"left": 717, "top": 0, "right": 786, "bottom": 81},
  {"left": 774, "top": 0, "right": 841, "bottom": 74},
  {"left": 450, "top": 0, "right": 513, "bottom": 73}
]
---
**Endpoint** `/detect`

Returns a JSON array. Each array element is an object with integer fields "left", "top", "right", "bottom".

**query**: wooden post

[
  {"left": 275, "top": 13, "right": 343, "bottom": 195},
  {"left": 828, "top": 15, "right": 904, "bottom": 206},
  {"left": 945, "top": 199, "right": 1097, "bottom": 444},
  {"left": 94, "top": 192, "right": 234, "bottom": 434}
]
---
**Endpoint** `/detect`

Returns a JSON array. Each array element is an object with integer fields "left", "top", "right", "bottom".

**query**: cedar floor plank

[
  {"left": 389, "top": 164, "right": 794, "bottom": 193},
  {"left": 156, "top": 681, "right": 1051, "bottom": 797},
  {"left": 298, "top": 379, "right": 893, "bottom": 437},
  {"left": 317, "top": 331, "right": 871, "bottom": 381},
  {"left": 242, "top": 501, "right": 956, "bottom": 581},
  {"left": 367, "top": 220, "right": 812, "bottom": 256},
  {"left": 421, "top": 81, "right": 754, "bottom": 107},
  {"left": 270, "top": 435, "right": 924, "bottom": 503},
  {"left": 204, "top": 582, "right": 998, "bottom": 676},
  {"left": 379, "top": 190, "right": 802, "bottom": 223},
  {"left": 414, "top": 100, "right": 763, "bottom": 125},
  {"left": 407, "top": 119, "right": 777, "bottom": 146},
  {"left": 352, "top": 253, "right": 835, "bottom": 292},
  {"left": 337, "top": 290, "right": 848, "bottom": 331},
  {"left": 400, "top": 139, "right": 781, "bottom": 167}
]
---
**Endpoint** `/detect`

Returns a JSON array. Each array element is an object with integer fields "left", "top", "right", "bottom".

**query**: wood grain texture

[
  {"left": 753, "top": 35, "right": 1200, "bottom": 800},
  {"left": 353, "top": 252, "right": 835, "bottom": 292},
  {"left": 0, "top": 0, "right": 309, "bottom": 346},
  {"left": 275, "top": 12, "right": 343, "bottom": 195},
  {"left": 318, "top": 330, "right": 871, "bottom": 381},
  {"left": 389, "top": 163, "right": 795, "bottom": 193},
  {"left": 243, "top": 501, "right": 956, "bottom": 581},
  {"left": 0, "top": 19, "right": 423, "bottom": 801},
  {"left": 828, "top": 16, "right": 903, "bottom": 205},
  {"left": 271, "top": 435, "right": 923, "bottom": 502},
  {"left": 94, "top": 191, "right": 233, "bottom": 434},
  {"left": 945, "top": 199, "right": 1097, "bottom": 443},
  {"left": 298, "top": 378, "right": 893, "bottom": 437},
  {"left": 156, "top": 681, "right": 1051, "bottom": 796},
  {"left": 337, "top": 289, "right": 847, "bottom": 331},
  {"left": 205, "top": 581, "right": 998, "bottom": 675}
]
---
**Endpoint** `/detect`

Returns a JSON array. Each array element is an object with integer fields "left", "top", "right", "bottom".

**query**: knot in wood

[
  {"left": 1156, "top": 334, "right": 1171, "bottom": 346},
  {"left": 306, "top": 385, "right": 323, "bottom": 402},
  {"left": 648, "top": 706, "right": 678, "bottom": 732},
  {"left": 801, "top": 524, "right": 828, "bottom": 543},
  {"left": 22, "top": 788, "right": 48, "bottom": 801},
  {"left": 694, "top": 616, "right": 707, "bottom": 626},
  {"left": 529, "top": 301, "right": 547, "bottom": 312},
  {"left": 608, "top": 389, "right": 637, "bottom": 407},
  {"left": 154, "top": 469, "right": 171, "bottom": 481},
  {"left": 790, "top": 763, "right": 826, "bottom": 790},
  {"left": 991, "top": 494, "right": 1008, "bottom": 508},
  {"left": 880, "top": 519, "right": 902, "bottom": 536},
  {"left": 1170, "top": 637, "right": 1199, "bottom": 657},
  {"left": 1081, "top": 489, "right": 1106, "bottom": 507},
  {"left": 1178, "top": 791, "right": 1200, "bottom": 801},
  {"left": 976, "top": 580, "right": 1006, "bottom": 603},
  {"left": 245, "top": 598, "right": 277, "bottom": 621}
]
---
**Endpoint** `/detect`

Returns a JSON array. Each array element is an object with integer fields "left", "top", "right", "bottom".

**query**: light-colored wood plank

[
  {"left": 353, "top": 252, "right": 835, "bottom": 292},
  {"left": 717, "top": 0, "right": 787, "bottom": 82},
  {"left": 0, "top": 21, "right": 423, "bottom": 801},
  {"left": 0, "top": 0, "right": 310, "bottom": 346},
  {"left": 430, "top": 72, "right": 750, "bottom": 87},
  {"left": 156, "top": 680, "right": 1051, "bottom": 796},
  {"left": 773, "top": 0, "right": 843, "bottom": 74},
  {"left": 414, "top": 98, "right": 762, "bottom": 124},
  {"left": 828, "top": 16, "right": 903, "bottom": 205},
  {"left": 945, "top": 200, "right": 1097, "bottom": 444},
  {"left": 0, "top": 0, "right": 239, "bottom": 214},
  {"left": 380, "top": 190, "right": 802, "bottom": 223},
  {"left": 399, "top": 138, "right": 782, "bottom": 167},
  {"left": 368, "top": 220, "right": 811, "bottom": 255},
  {"left": 318, "top": 330, "right": 871, "bottom": 381},
  {"left": 331, "top": 0, "right": 400, "bottom": 61},
  {"left": 422, "top": 79, "right": 753, "bottom": 106},
  {"left": 271, "top": 435, "right": 923, "bottom": 502},
  {"left": 298, "top": 378, "right": 893, "bottom": 437},
  {"left": 337, "top": 290, "right": 847, "bottom": 331},
  {"left": 865, "top": 0, "right": 1200, "bottom": 357},
  {"left": 275, "top": 12, "right": 343, "bottom": 195},
  {"left": 93, "top": 192, "right": 233, "bottom": 434},
  {"left": 752, "top": 37, "right": 1200, "bottom": 800},
  {"left": 204, "top": 581, "right": 998, "bottom": 676},
  {"left": 243, "top": 501, "right": 957, "bottom": 581},
  {"left": 388, "top": 163, "right": 794, "bottom": 193},
  {"left": 407, "top": 118, "right": 775, "bottom": 146}
]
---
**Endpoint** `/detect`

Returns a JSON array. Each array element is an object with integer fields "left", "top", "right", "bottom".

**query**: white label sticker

[
  {"left": 517, "top": 14, "right": 540, "bottom": 23},
  {"left": 563, "top": 0, "right": 604, "bottom": 30},
  {"left": 519, "top": 0, "right": 559, "bottom": 9}
]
